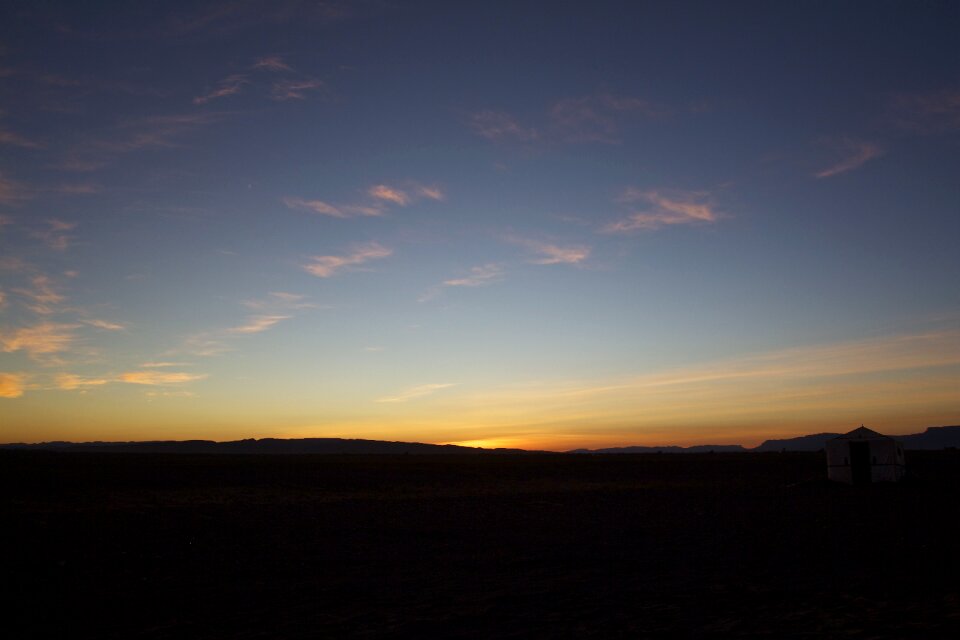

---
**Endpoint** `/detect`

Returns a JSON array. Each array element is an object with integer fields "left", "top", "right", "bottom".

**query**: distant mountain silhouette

[
  {"left": 892, "top": 425, "right": 960, "bottom": 450},
  {"left": 568, "top": 445, "right": 746, "bottom": 454},
  {"left": 3, "top": 426, "right": 958, "bottom": 454},
  {"left": 753, "top": 433, "right": 841, "bottom": 452},
  {"left": 753, "top": 425, "right": 960, "bottom": 452},
  {"left": 0, "top": 437, "right": 537, "bottom": 455}
]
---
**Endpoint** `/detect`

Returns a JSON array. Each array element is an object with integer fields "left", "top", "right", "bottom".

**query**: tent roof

[{"left": 834, "top": 426, "right": 890, "bottom": 440}]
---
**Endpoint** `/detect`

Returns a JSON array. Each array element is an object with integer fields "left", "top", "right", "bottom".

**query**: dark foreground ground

[{"left": 4, "top": 451, "right": 960, "bottom": 638}]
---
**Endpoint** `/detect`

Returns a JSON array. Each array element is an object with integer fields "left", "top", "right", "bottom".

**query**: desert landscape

[{"left": 5, "top": 449, "right": 959, "bottom": 637}]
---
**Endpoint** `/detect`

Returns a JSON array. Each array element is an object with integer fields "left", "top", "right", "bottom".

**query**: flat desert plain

[{"left": 4, "top": 451, "right": 959, "bottom": 637}]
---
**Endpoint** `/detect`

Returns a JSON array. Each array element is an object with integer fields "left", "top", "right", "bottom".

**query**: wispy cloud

[
  {"left": 550, "top": 93, "right": 662, "bottom": 143},
  {"left": 420, "top": 263, "right": 506, "bottom": 302},
  {"left": 0, "top": 172, "right": 29, "bottom": 204},
  {"left": 814, "top": 138, "right": 883, "bottom": 178},
  {"left": 193, "top": 74, "right": 248, "bottom": 105},
  {"left": 55, "top": 373, "right": 110, "bottom": 391},
  {"left": 376, "top": 383, "right": 457, "bottom": 403},
  {"left": 227, "top": 314, "right": 290, "bottom": 334},
  {"left": 0, "top": 373, "right": 26, "bottom": 399},
  {"left": 140, "top": 361, "right": 192, "bottom": 368},
  {"left": 242, "top": 291, "right": 318, "bottom": 310},
  {"left": 417, "top": 185, "right": 444, "bottom": 201},
  {"left": 61, "top": 113, "right": 221, "bottom": 171},
  {"left": 0, "top": 128, "right": 43, "bottom": 149},
  {"left": 469, "top": 110, "right": 539, "bottom": 142},
  {"left": 84, "top": 319, "right": 126, "bottom": 331},
  {"left": 283, "top": 197, "right": 361, "bottom": 218},
  {"left": 31, "top": 219, "right": 77, "bottom": 251},
  {"left": 440, "top": 329, "right": 960, "bottom": 446},
  {"left": 368, "top": 184, "right": 410, "bottom": 206},
  {"left": 470, "top": 93, "right": 663, "bottom": 145},
  {"left": 164, "top": 2, "right": 347, "bottom": 37},
  {"left": 253, "top": 55, "right": 293, "bottom": 72},
  {"left": 0, "top": 322, "right": 79, "bottom": 361},
  {"left": 368, "top": 183, "right": 445, "bottom": 206},
  {"left": 890, "top": 89, "right": 960, "bottom": 134},
  {"left": 13, "top": 275, "right": 65, "bottom": 315},
  {"left": 509, "top": 237, "right": 590, "bottom": 265},
  {"left": 175, "top": 291, "right": 314, "bottom": 358},
  {"left": 303, "top": 242, "right": 393, "bottom": 278},
  {"left": 444, "top": 263, "right": 505, "bottom": 287},
  {"left": 271, "top": 78, "right": 324, "bottom": 100},
  {"left": 603, "top": 189, "right": 720, "bottom": 233},
  {"left": 285, "top": 182, "right": 441, "bottom": 220},
  {"left": 118, "top": 371, "right": 208, "bottom": 386}
]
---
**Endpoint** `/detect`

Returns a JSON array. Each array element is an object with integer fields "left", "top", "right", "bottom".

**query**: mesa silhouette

[{"left": 3, "top": 425, "right": 958, "bottom": 454}]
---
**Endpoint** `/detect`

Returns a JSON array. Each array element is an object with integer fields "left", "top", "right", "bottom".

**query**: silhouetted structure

[{"left": 826, "top": 426, "right": 905, "bottom": 485}]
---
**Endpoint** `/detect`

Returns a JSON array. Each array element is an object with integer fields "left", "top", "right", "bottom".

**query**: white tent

[{"left": 826, "top": 426, "right": 905, "bottom": 484}]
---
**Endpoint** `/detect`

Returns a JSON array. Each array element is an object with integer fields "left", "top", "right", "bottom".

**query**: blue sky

[{"left": 1, "top": 1, "right": 959, "bottom": 448}]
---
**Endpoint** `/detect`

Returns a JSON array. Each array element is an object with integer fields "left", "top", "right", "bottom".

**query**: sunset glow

[{"left": 1, "top": 2, "right": 958, "bottom": 449}]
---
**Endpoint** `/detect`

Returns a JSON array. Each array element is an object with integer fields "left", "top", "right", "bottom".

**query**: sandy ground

[{"left": 4, "top": 450, "right": 959, "bottom": 638}]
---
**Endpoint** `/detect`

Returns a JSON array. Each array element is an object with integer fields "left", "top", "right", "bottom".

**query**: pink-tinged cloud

[
  {"left": 227, "top": 315, "right": 290, "bottom": 334},
  {"left": 242, "top": 291, "right": 319, "bottom": 311},
  {"left": 84, "top": 319, "right": 126, "bottom": 331},
  {"left": 814, "top": 139, "right": 883, "bottom": 178},
  {"left": 604, "top": 189, "right": 720, "bottom": 232},
  {"left": 193, "top": 74, "right": 248, "bottom": 105},
  {"left": 417, "top": 185, "right": 444, "bottom": 201},
  {"left": 341, "top": 204, "right": 387, "bottom": 217},
  {"left": 253, "top": 55, "right": 292, "bottom": 72},
  {"left": 444, "top": 263, "right": 505, "bottom": 287},
  {"left": 140, "top": 361, "right": 192, "bottom": 368},
  {"left": 272, "top": 79, "right": 324, "bottom": 100},
  {"left": 14, "top": 275, "right": 65, "bottom": 315},
  {"left": 283, "top": 197, "right": 349, "bottom": 218},
  {"left": 101, "top": 113, "right": 221, "bottom": 153},
  {"left": 0, "top": 172, "right": 29, "bottom": 204},
  {"left": 0, "top": 372, "right": 26, "bottom": 398},
  {"left": 550, "top": 93, "right": 661, "bottom": 143},
  {"left": 303, "top": 242, "right": 393, "bottom": 278},
  {"left": 57, "top": 114, "right": 220, "bottom": 173},
  {"left": 368, "top": 184, "right": 410, "bottom": 206},
  {"left": 891, "top": 89, "right": 960, "bottom": 133},
  {"left": 0, "top": 322, "right": 79, "bottom": 360},
  {"left": 119, "top": 371, "right": 208, "bottom": 386},
  {"left": 51, "top": 183, "right": 100, "bottom": 195},
  {"left": 32, "top": 219, "right": 77, "bottom": 251},
  {"left": 55, "top": 373, "right": 110, "bottom": 391},
  {"left": 0, "top": 289, "right": 5, "bottom": 308},
  {"left": 0, "top": 129, "right": 43, "bottom": 149},
  {"left": 509, "top": 237, "right": 590, "bottom": 265},
  {"left": 376, "top": 383, "right": 457, "bottom": 403},
  {"left": 469, "top": 110, "right": 539, "bottom": 142}
]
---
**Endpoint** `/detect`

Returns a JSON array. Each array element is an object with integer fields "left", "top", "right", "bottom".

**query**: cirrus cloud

[
  {"left": 603, "top": 189, "right": 720, "bottom": 233},
  {"left": 814, "top": 138, "right": 883, "bottom": 178},
  {"left": 118, "top": 371, "right": 208, "bottom": 386},
  {"left": 508, "top": 237, "right": 590, "bottom": 265},
  {"left": 0, "top": 372, "right": 26, "bottom": 398},
  {"left": 303, "top": 242, "right": 392, "bottom": 278},
  {"left": 227, "top": 315, "right": 290, "bottom": 334},
  {"left": 0, "top": 322, "right": 79, "bottom": 361},
  {"left": 376, "top": 383, "right": 457, "bottom": 403}
]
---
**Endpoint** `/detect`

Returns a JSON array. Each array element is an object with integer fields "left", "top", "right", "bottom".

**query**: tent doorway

[{"left": 849, "top": 441, "right": 871, "bottom": 485}]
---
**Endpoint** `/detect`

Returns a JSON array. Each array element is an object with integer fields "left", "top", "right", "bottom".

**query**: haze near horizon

[{"left": 1, "top": 1, "right": 959, "bottom": 450}]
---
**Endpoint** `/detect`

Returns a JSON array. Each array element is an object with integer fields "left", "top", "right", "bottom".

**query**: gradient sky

[{"left": 1, "top": 1, "right": 959, "bottom": 449}]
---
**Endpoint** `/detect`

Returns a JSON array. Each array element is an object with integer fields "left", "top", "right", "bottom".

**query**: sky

[{"left": 1, "top": 1, "right": 959, "bottom": 450}]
